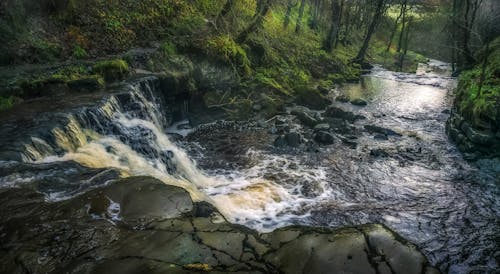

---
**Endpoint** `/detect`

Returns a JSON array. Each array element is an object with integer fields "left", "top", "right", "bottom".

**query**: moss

[
  {"left": 92, "top": 59, "right": 130, "bottom": 81},
  {"left": 67, "top": 75, "right": 105, "bottom": 92},
  {"left": 204, "top": 35, "right": 252, "bottom": 76},
  {"left": 294, "top": 85, "right": 331, "bottom": 110},
  {"left": 160, "top": 41, "right": 177, "bottom": 57},
  {"left": 72, "top": 45, "right": 88, "bottom": 59},
  {"left": 0, "top": 96, "right": 22, "bottom": 111},
  {"left": 454, "top": 38, "right": 500, "bottom": 128}
]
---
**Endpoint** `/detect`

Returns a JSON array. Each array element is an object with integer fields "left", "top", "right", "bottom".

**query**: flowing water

[{"left": 0, "top": 62, "right": 498, "bottom": 273}]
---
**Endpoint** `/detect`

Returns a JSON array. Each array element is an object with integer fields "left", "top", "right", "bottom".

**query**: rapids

[{"left": 0, "top": 62, "right": 498, "bottom": 273}]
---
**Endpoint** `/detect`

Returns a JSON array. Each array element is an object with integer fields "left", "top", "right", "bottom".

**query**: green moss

[
  {"left": 205, "top": 35, "right": 252, "bottom": 76},
  {"left": 454, "top": 38, "right": 500, "bottom": 128},
  {"left": 294, "top": 85, "right": 331, "bottom": 110},
  {"left": 72, "top": 45, "right": 88, "bottom": 59},
  {"left": 160, "top": 41, "right": 177, "bottom": 57},
  {"left": 67, "top": 75, "right": 105, "bottom": 92},
  {"left": 93, "top": 59, "right": 130, "bottom": 81},
  {"left": 0, "top": 96, "right": 20, "bottom": 111}
]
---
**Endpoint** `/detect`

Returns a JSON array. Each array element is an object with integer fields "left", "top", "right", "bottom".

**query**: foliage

[
  {"left": 72, "top": 45, "right": 88, "bottom": 59},
  {"left": 455, "top": 38, "right": 500, "bottom": 127}
]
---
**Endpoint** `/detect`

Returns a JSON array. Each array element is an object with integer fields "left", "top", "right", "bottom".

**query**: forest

[{"left": 0, "top": 0, "right": 499, "bottom": 273}]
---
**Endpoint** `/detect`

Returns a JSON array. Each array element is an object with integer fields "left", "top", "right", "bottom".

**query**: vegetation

[
  {"left": 454, "top": 37, "right": 500, "bottom": 128},
  {"left": 0, "top": 0, "right": 498, "bottom": 121}
]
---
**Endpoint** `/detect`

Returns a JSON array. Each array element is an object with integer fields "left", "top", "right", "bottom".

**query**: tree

[
  {"left": 236, "top": 0, "right": 272, "bottom": 43},
  {"left": 295, "top": 0, "right": 306, "bottom": 33},
  {"left": 284, "top": 0, "right": 299, "bottom": 29},
  {"left": 386, "top": 0, "right": 407, "bottom": 52},
  {"left": 353, "top": 0, "right": 387, "bottom": 64},
  {"left": 324, "top": 0, "right": 342, "bottom": 51}
]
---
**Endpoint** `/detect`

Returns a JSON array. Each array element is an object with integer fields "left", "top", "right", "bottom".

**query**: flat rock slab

[{"left": 0, "top": 176, "right": 439, "bottom": 274}]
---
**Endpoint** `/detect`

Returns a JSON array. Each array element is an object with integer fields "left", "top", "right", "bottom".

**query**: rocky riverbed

[
  {"left": 0, "top": 176, "right": 438, "bottom": 273},
  {"left": 0, "top": 61, "right": 498, "bottom": 273}
]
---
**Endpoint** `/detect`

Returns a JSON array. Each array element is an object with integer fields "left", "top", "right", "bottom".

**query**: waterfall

[{"left": 11, "top": 76, "right": 322, "bottom": 231}]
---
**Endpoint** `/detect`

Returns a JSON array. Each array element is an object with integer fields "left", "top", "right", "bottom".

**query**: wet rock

[
  {"left": 339, "top": 136, "right": 358, "bottom": 149},
  {"left": 274, "top": 132, "right": 302, "bottom": 148},
  {"left": 325, "top": 106, "right": 365, "bottom": 122},
  {"left": 0, "top": 176, "right": 438, "bottom": 274},
  {"left": 314, "top": 123, "right": 330, "bottom": 131},
  {"left": 67, "top": 75, "right": 105, "bottom": 92},
  {"left": 364, "top": 125, "right": 402, "bottom": 137},
  {"left": 291, "top": 107, "right": 319, "bottom": 128},
  {"left": 294, "top": 86, "right": 331, "bottom": 110},
  {"left": 285, "top": 131, "right": 302, "bottom": 147},
  {"left": 317, "top": 85, "right": 331, "bottom": 95},
  {"left": 370, "top": 148, "right": 389, "bottom": 157},
  {"left": 336, "top": 94, "right": 350, "bottom": 103},
  {"left": 314, "top": 131, "right": 335, "bottom": 145},
  {"left": 323, "top": 117, "right": 353, "bottom": 134},
  {"left": 374, "top": 134, "right": 389, "bottom": 140},
  {"left": 462, "top": 124, "right": 495, "bottom": 145},
  {"left": 350, "top": 98, "right": 368, "bottom": 106}
]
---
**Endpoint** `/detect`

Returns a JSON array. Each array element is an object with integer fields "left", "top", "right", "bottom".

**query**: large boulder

[{"left": 314, "top": 131, "right": 335, "bottom": 145}]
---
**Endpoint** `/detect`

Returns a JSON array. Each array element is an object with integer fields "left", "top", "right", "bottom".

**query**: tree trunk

[
  {"left": 354, "top": 0, "right": 386, "bottom": 64},
  {"left": 216, "top": 0, "right": 234, "bottom": 26},
  {"left": 236, "top": 0, "right": 271, "bottom": 43},
  {"left": 284, "top": 0, "right": 298, "bottom": 29},
  {"left": 324, "top": 0, "right": 342, "bottom": 51},
  {"left": 295, "top": 0, "right": 306, "bottom": 33},
  {"left": 396, "top": 1, "right": 408, "bottom": 53},
  {"left": 399, "top": 16, "right": 412, "bottom": 70},
  {"left": 386, "top": 0, "right": 405, "bottom": 52}
]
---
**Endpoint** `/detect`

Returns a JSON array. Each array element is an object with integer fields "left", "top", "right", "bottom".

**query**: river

[{"left": 0, "top": 61, "right": 498, "bottom": 273}]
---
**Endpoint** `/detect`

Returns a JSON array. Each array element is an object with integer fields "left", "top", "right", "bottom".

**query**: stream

[{"left": 0, "top": 61, "right": 498, "bottom": 273}]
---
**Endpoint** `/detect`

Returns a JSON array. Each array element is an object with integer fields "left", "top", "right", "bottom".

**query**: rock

[
  {"left": 314, "top": 123, "right": 330, "bottom": 131},
  {"left": 339, "top": 135, "right": 358, "bottom": 149},
  {"left": 294, "top": 85, "right": 332, "bottom": 110},
  {"left": 325, "top": 106, "right": 365, "bottom": 122},
  {"left": 364, "top": 125, "right": 402, "bottom": 137},
  {"left": 336, "top": 94, "right": 350, "bottom": 103},
  {"left": 285, "top": 131, "right": 302, "bottom": 147},
  {"left": 192, "top": 60, "right": 239, "bottom": 92},
  {"left": 291, "top": 107, "right": 320, "bottom": 128},
  {"left": 274, "top": 132, "right": 302, "bottom": 148},
  {"left": 374, "top": 134, "right": 389, "bottom": 140},
  {"left": 317, "top": 85, "right": 331, "bottom": 95},
  {"left": 350, "top": 98, "right": 368, "bottom": 106},
  {"left": 67, "top": 75, "right": 105, "bottom": 92},
  {"left": 0, "top": 176, "right": 438, "bottom": 274},
  {"left": 159, "top": 70, "right": 196, "bottom": 96},
  {"left": 92, "top": 59, "right": 130, "bottom": 82},
  {"left": 370, "top": 148, "right": 389, "bottom": 157},
  {"left": 463, "top": 124, "right": 495, "bottom": 145},
  {"left": 314, "top": 131, "right": 335, "bottom": 145}
]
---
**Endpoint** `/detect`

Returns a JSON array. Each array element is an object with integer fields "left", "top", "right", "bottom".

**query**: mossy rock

[
  {"left": 0, "top": 96, "right": 22, "bottom": 111},
  {"left": 67, "top": 75, "right": 105, "bottom": 92},
  {"left": 294, "top": 85, "right": 331, "bottom": 110},
  {"left": 92, "top": 59, "right": 130, "bottom": 82},
  {"left": 19, "top": 76, "right": 68, "bottom": 98}
]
